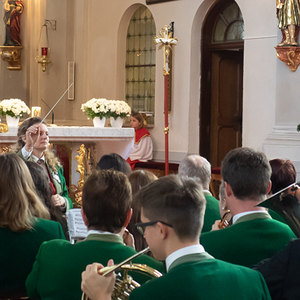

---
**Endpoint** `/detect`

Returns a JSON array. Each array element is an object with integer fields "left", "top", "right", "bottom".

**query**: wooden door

[{"left": 210, "top": 50, "right": 243, "bottom": 167}]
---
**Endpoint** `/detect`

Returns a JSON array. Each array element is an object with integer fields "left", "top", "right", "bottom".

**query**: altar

[{"left": 0, "top": 126, "right": 134, "bottom": 185}]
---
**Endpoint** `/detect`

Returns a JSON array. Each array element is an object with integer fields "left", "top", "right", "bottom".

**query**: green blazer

[
  {"left": 17, "top": 150, "right": 73, "bottom": 210},
  {"left": 0, "top": 218, "right": 65, "bottom": 294},
  {"left": 201, "top": 213, "right": 296, "bottom": 267},
  {"left": 129, "top": 252, "right": 271, "bottom": 300},
  {"left": 202, "top": 192, "right": 221, "bottom": 233},
  {"left": 26, "top": 234, "right": 165, "bottom": 300}
]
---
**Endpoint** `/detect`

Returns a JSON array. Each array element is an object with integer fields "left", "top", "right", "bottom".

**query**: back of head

[
  {"left": 97, "top": 153, "right": 131, "bottom": 175},
  {"left": 128, "top": 170, "right": 158, "bottom": 196},
  {"left": 14, "top": 117, "right": 44, "bottom": 152},
  {"left": 269, "top": 159, "right": 296, "bottom": 194},
  {"left": 221, "top": 147, "right": 271, "bottom": 200},
  {"left": 82, "top": 169, "right": 132, "bottom": 232},
  {"left": 136, "top": 175, "right": 206, "bottom": 241},
  {"left": 178, "top": 155, "right": 211, "bottom": 189},
  {"left": 0, "top": 153, "right": 50, "bottom": 231},
  {"left": 131, "top": 112, "right": 144, "bottom": 129}
]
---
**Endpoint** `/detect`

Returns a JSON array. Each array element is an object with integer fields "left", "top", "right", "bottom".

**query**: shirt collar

[
  {"left": 87, "top": 229, "right": 121, "bottom": 238},
  {"left": 165, "top": 244, "right": 205, "bottom": 272},
  {"left": 232, "top": 210, "right": 269, "bottom": 224},
  {"left": 32, "top": 154, "right": 45, "bottom": 163}
]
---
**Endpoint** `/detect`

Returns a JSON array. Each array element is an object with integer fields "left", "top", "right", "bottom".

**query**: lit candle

[{"left": 41, "top": 47, "right": 48, "bottom": 56}]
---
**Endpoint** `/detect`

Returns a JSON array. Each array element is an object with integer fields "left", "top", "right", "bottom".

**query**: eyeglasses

[{"left": 135, "top": 221, "right": 173, "bottom": 236}]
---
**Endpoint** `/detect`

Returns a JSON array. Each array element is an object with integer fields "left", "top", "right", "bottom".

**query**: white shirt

[
  {"left": 165, "top": 244, "right": 205, "bottom": 272},
  {"left": 232, "top": 210, "right": 269, "bottom": 224},
  {"left": 87, "top": 229, "right": 121, "bottom": 238},
  {"left": 130, "top": 136, "right": 153, "bottom": 161}
]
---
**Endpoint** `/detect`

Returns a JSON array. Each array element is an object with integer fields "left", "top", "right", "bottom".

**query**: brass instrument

[
  {"left": 258, "top": 182, "right": 300, "bottom": 237},
  {"left": 81, "top": 246, "right": 163, "bottom": 300},
  {"left": 218, "top": 210, "right": 232, "bottom": 229}
]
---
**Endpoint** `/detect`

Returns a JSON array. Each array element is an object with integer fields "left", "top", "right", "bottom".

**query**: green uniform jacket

[
  {"left": 26, "top": 234, "right": 165, "bottom": 300},
  {"left": 201, "top": 213, "right": 296, "bottom": 267},
  {"left": 17, "top": 150, "right": 73, "bottom": 210},
  {"left": 202, "top": 192, "right": 221, "bottom": 233},
  {"left": 0, "top": 218, "right": 65, "bottom": 294},
  {"left": 129, "top": 252, "right": 271, "bottom": 300}
]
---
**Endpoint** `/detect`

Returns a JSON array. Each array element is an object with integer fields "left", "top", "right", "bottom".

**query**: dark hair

[
  {"left": 82, "top": 169, "right": 132, "bottom": 232},
  {"left": 97, "top": 153, "right": 131, "bottom": 176},
  {"left": 131, "top": 112, "right": 144, "bottom": 129},
  {"left": 127, "top": 170, "right": 158, "bottom": 251},
  {"left": 136, "top": 175, "right": 206, "bottom": 240},
  {"left": 221, "top": 147, "right": 271, "bottom": 200},
  {"left": 25, "top": 161, "right": 64, "bottom": 224},
  {"left": 269, "top": 159, "right": 296, "bottom": 194}
]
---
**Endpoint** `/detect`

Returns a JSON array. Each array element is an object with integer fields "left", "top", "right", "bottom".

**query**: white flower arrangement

[
  {"left": 81, "top": 98, "right": 110, "bottom": 119},
  {"left": 0, "top": 98, "right": 31, "bottom": 118},
  {"left": 107, "top": 100, "right": 131, "bottom": 120},
  {"left": 81, "top": 98, "right": 131, "bottom": 120}
]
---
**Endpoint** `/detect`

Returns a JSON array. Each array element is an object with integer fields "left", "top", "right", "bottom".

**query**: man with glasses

[
  {"left": 81, "top": 175, "right": 271, "bottom": 300},
  {"left": 26, "top": 169, "right": 164, "bottom": 300}
]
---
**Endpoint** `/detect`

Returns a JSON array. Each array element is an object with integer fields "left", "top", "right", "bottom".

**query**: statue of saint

[
  {"left": 277, "top": 0, "right": 300, "bottom": 46},
  {"left": 3, "top": 0, "right": 24, "bottom": 46}
]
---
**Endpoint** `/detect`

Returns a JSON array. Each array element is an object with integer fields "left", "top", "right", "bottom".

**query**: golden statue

[{"left": 277, "top": 0, "right": 300, "bottom": 46}]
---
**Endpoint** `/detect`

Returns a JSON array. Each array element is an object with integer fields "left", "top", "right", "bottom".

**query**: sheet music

[{"left": 66, "top": 208, "right": 88, "bottom": 241}]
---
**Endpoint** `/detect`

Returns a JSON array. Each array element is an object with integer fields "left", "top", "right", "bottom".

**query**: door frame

[{"left": 200, "top": 0, "right": 244, "bottom": 162}]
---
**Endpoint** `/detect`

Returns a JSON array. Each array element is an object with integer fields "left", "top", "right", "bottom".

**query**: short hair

[
  {"left": 269, "top": 159, "right": 296, "bottom": 194},
  {"left": 131, "top": 112, "right": 144, "bottom": 129},
  {"left": 82, "top": 169, "right": 132, "bottom": 232},
  {"left": 136, "top": 175, "right": 206, "bottom": 241},
  {"left": 178, "top": 155, "right": 211, "bottom": 189},
  {"left": 0, "top": 153, "right": 50, "bottom": 231},
  {"left": 221, "top": 147, "right": 271, "bottom": 200},
  {"left": 97, "top": 153, "right": 131, "bottom": 176},
  {"left": 219, "top": 180, "right": 225, "bottom": 201}
]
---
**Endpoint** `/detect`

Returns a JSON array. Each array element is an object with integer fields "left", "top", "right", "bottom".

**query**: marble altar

[{"left": 0, "top": 126, "right": 134, "bottom": 185}]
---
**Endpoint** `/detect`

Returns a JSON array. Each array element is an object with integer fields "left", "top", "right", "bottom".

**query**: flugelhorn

[
  {"left": 81, "top": 246, "right": 163, "bottom": 300},
  {"left": 258, "top": 182, "right": 300, "bottom": 237}
]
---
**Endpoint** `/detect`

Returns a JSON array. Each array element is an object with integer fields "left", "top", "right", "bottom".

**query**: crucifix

[{"left": 154, "top": 25, "right": 178, "bottom": 175}]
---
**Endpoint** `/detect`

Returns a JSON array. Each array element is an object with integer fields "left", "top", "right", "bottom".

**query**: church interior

[
  {"left": 2, "top": 0, "right": 299, "bottom": 182},
  {"left": 2, "top": 1, "right": 300, "bottom": 299}
]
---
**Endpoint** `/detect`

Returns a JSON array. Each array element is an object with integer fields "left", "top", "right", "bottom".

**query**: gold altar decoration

[
  {"left": 0, "top": 46, "right": 23, "bottom": 70},
  {"left": 275, "top": 46, "right": 300, "bottom": 72},
  {"left": 0, "top": 123, "right": 9, "bottom": 133},
  {"left": 70, "top": 144, "right": 97, "bottom": 207}
]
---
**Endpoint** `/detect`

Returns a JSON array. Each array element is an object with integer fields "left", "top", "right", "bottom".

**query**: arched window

[
  {"left": 213, "top": 2, "right": 244, "bottom": 43},
  {"left": 125, "top": 6, "right": 156, "bottom": 124}
]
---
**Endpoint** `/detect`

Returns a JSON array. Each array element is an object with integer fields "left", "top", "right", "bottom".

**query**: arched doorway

[{"left": 200, "top": 0, "right": 244, "bottom": 167}]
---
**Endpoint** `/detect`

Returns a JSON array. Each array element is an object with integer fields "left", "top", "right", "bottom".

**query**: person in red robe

[{"left": 127, "top": 113, "right": 153, "bottom": 170}]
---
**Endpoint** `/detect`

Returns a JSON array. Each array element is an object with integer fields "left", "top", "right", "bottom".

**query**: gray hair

[{"left": 178, "top": 155, "right": 211, "bottom": 190}]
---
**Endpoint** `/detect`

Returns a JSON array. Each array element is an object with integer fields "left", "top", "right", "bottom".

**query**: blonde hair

[
  {"left": 0, "top": 153, "right": 50, "bottom": 232},
  {"left": 13, "top": 117, "right": 61, "bottom": 171}
]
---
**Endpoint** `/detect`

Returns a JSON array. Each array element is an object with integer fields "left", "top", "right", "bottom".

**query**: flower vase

[
  {"left": 6, "top": 115, "right": 20, "bottom": 128},
  {"left": 110, "top": 117, "right": 123, "bottom": 128},
  {"left": 93, "top": 117, "right": 106, "bottom": 128}
]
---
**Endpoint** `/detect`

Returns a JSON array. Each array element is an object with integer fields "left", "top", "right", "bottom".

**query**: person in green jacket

[
  {"left": 14, "top": 117, "right": 73, "bottom": 211},
  {"left": 178, "top": 154, "right": 220, "bottom": 232},
  {"left": 201, "top": 147, "right": 296, "bottom": 267},
  {"left": 26, "top": 169, "right": 164, "bottom": 300},
  {"left": 0, "top": 153, "right": 65, "bottom": 297},
  {"left": 81, "top": 175, "right": 271, "bottom": 300}
]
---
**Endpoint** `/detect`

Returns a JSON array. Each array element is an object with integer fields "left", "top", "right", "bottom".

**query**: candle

[
  {"left": 31, "top": 106, "right": 41, "bottom": 117},
  {"left": 41, "top": 47, "right": 48, "bottom": 56}
]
